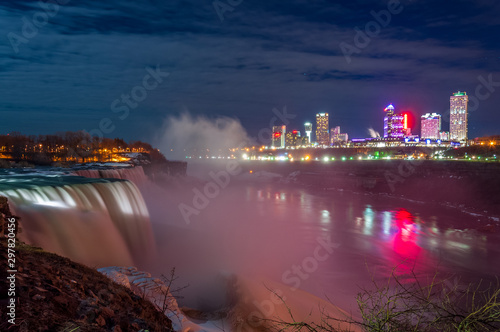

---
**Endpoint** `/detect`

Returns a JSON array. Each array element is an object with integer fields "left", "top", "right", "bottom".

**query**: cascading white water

[
  {"left": 0, "top": 178, "right": 155, "bottom": 267},
  {"left": 73, "top": 166, "right": 148, "bottom": 185}
]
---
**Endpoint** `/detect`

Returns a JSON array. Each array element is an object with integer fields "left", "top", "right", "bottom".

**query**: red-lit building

[{"left": 272, "top": 125, "right": 286, "bottom": 148}]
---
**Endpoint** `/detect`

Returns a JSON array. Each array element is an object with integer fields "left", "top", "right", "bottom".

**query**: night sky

[{"left": 1, "top": 0, "right": 499, "bottom": 143}]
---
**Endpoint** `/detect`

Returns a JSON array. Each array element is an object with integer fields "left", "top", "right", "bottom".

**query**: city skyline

[
  {"left": 0, "top": 1, "right": 499, "bottom": 143},
  {"left": 2, "top": 2, "right": 500, "bottom": 331},
  {"left": 270, "top": 90, "right": 474, "bottom": 144}
]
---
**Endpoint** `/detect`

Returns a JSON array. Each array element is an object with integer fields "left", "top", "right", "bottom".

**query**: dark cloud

[{"left": 0, "top": 0, "right": 499, "bottom": 141}]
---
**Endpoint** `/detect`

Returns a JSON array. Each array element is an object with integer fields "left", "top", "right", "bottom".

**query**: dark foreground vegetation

[{"left": 268, "top": 269, "right": 500, "bottom": 332}]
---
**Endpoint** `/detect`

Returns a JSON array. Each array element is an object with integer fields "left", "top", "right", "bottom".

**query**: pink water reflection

[{"left": 391, "top": 209, "right": 422, "bottom": 275}]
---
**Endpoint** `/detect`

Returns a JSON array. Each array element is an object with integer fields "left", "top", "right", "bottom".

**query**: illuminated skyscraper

[
  {"left": 285, "top": 130, "right": 301, "bottom": 147},
  {"left": 315, "top": 113, "right": 329, "bottom": 146},
  {"left": 392, "top": 114, "right": 405, "bottom": 138},
  {"left": 272, "top": 125, "right": 286, "bottom": 148},
  {"left": 383, "top": 104, "right": 404, "bottom": 138},
  {"left": 383, "top": 104, "right": 394, "bottom": 138},
  {"left": 450, "top": 91, "right": 469, "bottom": 141},
  {"left": 421, "top": 113, "right": 441, "bottom": 139},
  {"left": 330, "top": 126, "right": 348, "bottom": 145},
  {"left": 304, "top": 122, "right": 312, "bottom": 145}
]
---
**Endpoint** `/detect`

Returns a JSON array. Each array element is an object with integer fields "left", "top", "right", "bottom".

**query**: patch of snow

[{"left": 98, "top": 266, "right": 223, "bottom": 332}]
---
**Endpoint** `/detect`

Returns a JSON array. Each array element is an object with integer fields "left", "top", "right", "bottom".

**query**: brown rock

[
  {"left": 85, "top": 311, "right": 96, "bottom": 323},
  {"left": 96, "top": 315, "right": 106, "bottom": 327},
  {"left": 112, "top": 326, "right": 122, "bottom": 332},
  {"left": 98, "top": 288, "right": 114, "bottom": 302},
  {"left": 54, "top": 295, "right": 68, "bottom": 306},
  {"left": 32, "top": 294, "right": 45, "bottom": 301},
  {"left": 101, "top": 307, "right": 115, "bottom": 318},
  {"left": 88, "top": 289, "right": 99, "bottom": 299}
]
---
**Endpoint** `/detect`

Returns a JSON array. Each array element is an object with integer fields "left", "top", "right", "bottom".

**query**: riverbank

[{"left": 234, "top": 160, "right": 500, "bottom": 220}]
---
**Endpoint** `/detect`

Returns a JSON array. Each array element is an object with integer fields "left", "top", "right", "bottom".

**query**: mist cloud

[
  {"left": 155, "top": 112, "right": 250, "bottom": 160},
  {"left": 368, "top": 127, "right": 381, "bottom": 138}
]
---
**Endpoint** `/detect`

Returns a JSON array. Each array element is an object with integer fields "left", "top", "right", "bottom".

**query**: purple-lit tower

[{"left": 383, "top": 104, "right": 404, "bottom": 138}]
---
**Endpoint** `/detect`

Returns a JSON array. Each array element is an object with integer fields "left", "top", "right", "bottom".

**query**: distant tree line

[{"left": 0, "top": 131, "right": 166, "bottom": 165}]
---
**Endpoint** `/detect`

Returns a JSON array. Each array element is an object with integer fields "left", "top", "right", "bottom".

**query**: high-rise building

[
  {"left": 315, "top": 113, "right": 329, "bottom": 146},
  {"left": 285, "top": 130, "right": 301, "bottom": 147},
  {"left": 383, "top": 104, "right": 394, "bottom": 138},
  {"left": 439, "top": 131, "right": 450, "bottom": 141},
  {"left": 392, "top": 114, "right": 405, "bottom": 138},
  {"left": 272, "top": 125, "right": 286, "bottom": 148},
  {"left": 338, "top": 133, "right": 348, "bottom": 143},
  {"left": 450, "top": 91, "right": 469, "bottom": 141},
  {"left": 330, "top": 126, "right": 348, "bottom": 145},
  {"left": 421, "top": 113, "right": 441, "bottom": 139},
  {"left": 304, "top": 122, "right": 312, "bottom": 145},
  {"left": 383, "top": 104, "right": 405, "bottom": 138}
]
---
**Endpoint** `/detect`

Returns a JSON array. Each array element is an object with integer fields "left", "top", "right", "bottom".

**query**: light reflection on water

[{"left": 242, "top": 184, "right": 499, "bottom": 310}]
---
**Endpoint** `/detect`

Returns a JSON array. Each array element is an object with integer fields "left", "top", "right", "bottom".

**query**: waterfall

[
  {"left": 73, "top": 166, "right": 148, "bottom": 185},
  {"left": 0, "top": 177, "right": 155, "bottom": 267}
]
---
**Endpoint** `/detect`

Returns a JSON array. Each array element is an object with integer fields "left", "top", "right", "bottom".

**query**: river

[{"left": 144, "top": 161, "right": 500, "bottom": 317}]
